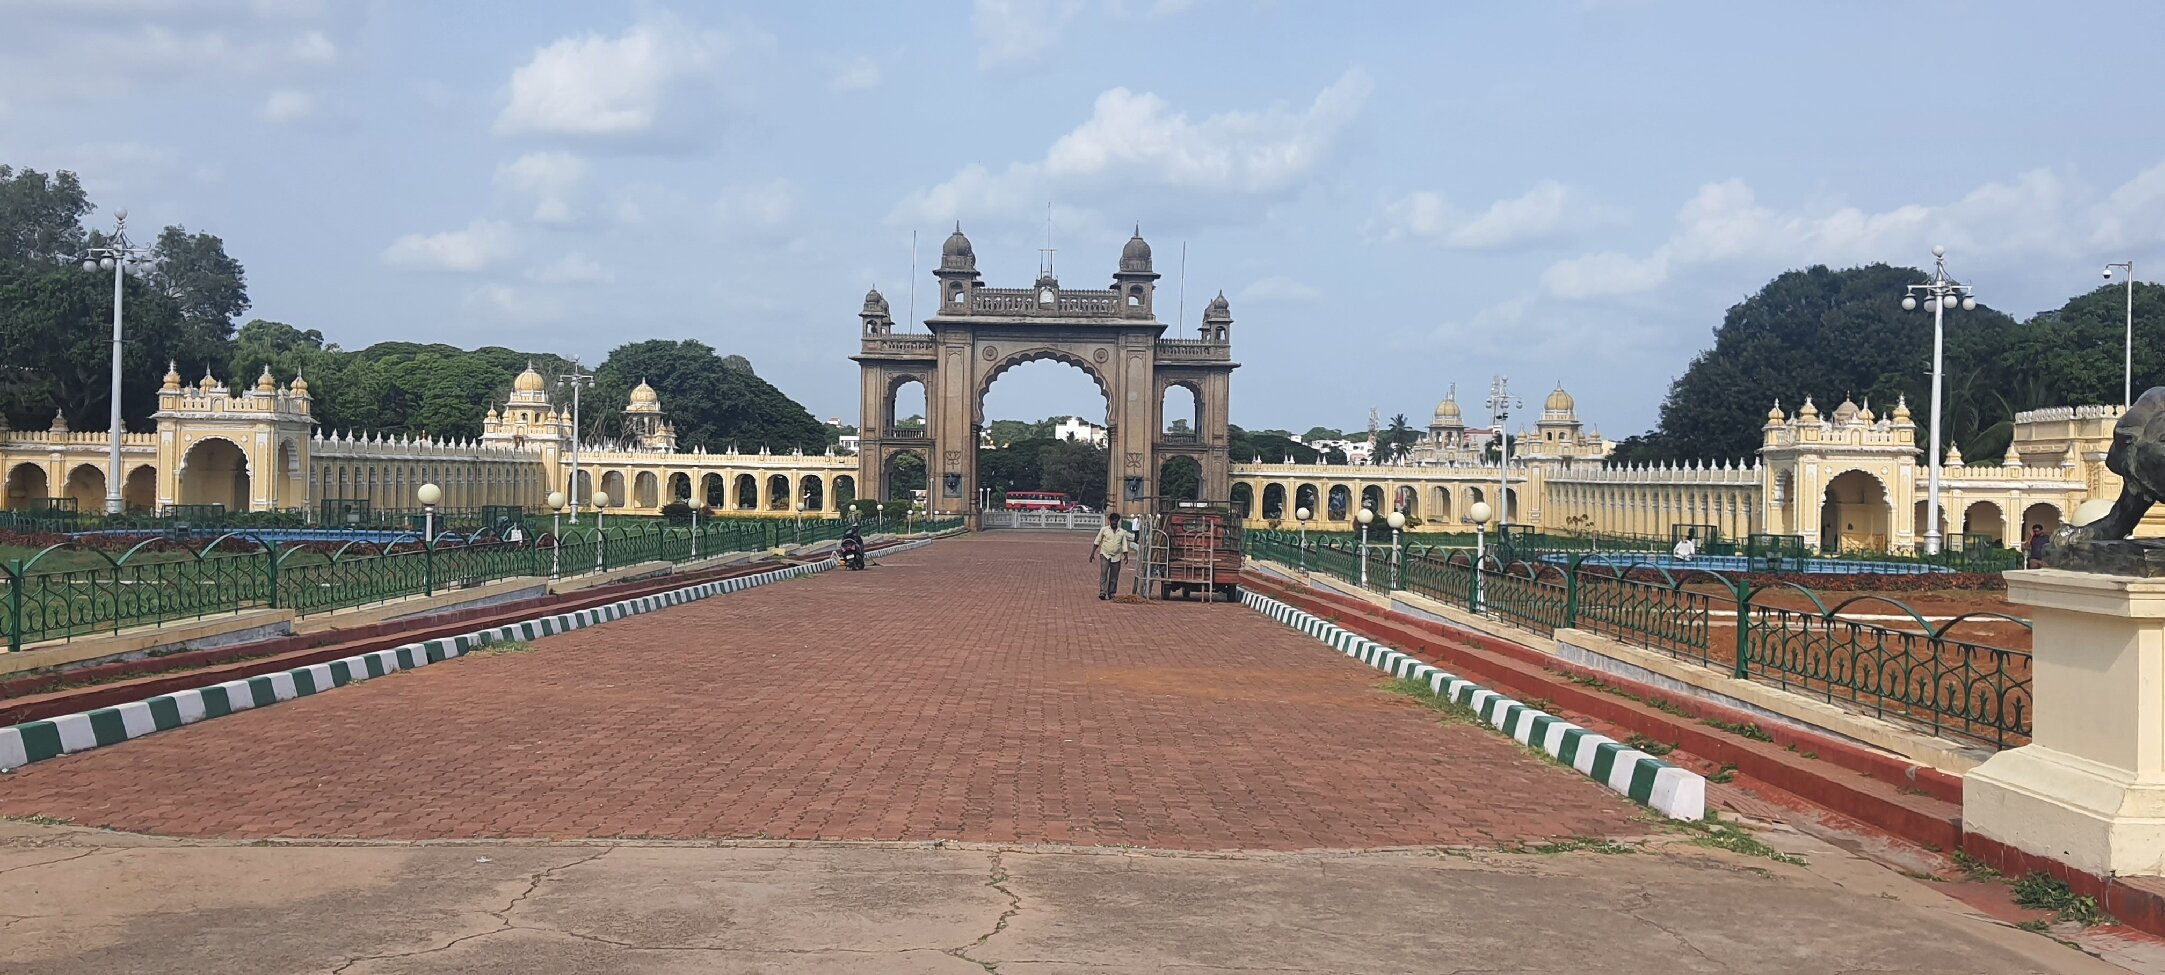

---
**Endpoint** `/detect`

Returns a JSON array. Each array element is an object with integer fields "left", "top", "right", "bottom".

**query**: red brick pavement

[{"left": 0, "top": 534, "right": 1646, "bottom": 849}]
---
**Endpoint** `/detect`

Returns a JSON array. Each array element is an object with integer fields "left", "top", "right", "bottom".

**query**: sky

[{"left": 5, "top": 1, "right": 2165, "bottom": 438}]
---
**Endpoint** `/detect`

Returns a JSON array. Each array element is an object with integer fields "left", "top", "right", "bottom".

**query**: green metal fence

[
  {"left": 2, "top": 516, "right": 962, "bottom": 653},
  {"left": 1245, "top": 531, "right": 2034, "bottom": 749}
]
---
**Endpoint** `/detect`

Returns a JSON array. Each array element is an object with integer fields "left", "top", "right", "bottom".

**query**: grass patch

[
  {"left": 1380, "top": 678, "right": 1483, "bottom": 724},
  {"left": 1562, "top": 672, "right": 1689, "bottom": 716},
  {"left": 3, "top": 814, "right": 74, "bottom": 826},
  {"left": 1625, "top": 734, "right": 1675, "bottom": 757},
  {"left": 1703, "top": 718, "right": 1776, "bottom": 742},
  {"left": 1952, "top": 850, "right": 2001, "bottom": 881},
  {"left": 2011, "top": 872, "right": 2112, "bottom": 927},
  {"left": 1708, "top": 763, "right": 1738, "bottom": 785},
  {"left": 1512, "top": 836, "right": 1638, "bottom": 855},
  {"left": 473, "top": 640, "right": 535, "bottom": 654},
  {"left": 1680, "top": 811, "right": 1805, "bottom": 866}
]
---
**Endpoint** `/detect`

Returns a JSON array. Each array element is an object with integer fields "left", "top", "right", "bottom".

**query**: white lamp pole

[
  {"left": 78, "top": 210, "right": 154, "bottom": 516},
  {"left": 1901, "top": 245, "right": 1977, "bottom": 556},
  {"left": 1295, "top": 505, "right": 1311, "bottom": 573},
  {"left": 1355, "top": 505, "right": 1375, "bottom": 588},
  {"left": 1485, "top": 376, "right": 1522, "bottom": 538},
  {"left": 590, "top": 490, "right": 610, "bottom": 571},
  {"left": 2106, "top": 261, "right": 2136, "bottom": 407},
  {"left": 417, "top": 482, "right": 442, "bottom": 541},
  {"left": 545, "top": 490, "right": 565, "bottom": 579},
  {"left": 557, "top": 361, "right": 593, "bottom": 524},
  {"left": 1386, "top": 508, "right": 1406, "bottom": 589},
  {"left": 1468, "top": 501, "right": 1494, "bottom": 612}
]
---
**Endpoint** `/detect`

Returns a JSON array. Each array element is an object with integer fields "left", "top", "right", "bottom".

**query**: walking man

[{"left": 1089, "top": 512, "right": 1132, "bottom": 601}]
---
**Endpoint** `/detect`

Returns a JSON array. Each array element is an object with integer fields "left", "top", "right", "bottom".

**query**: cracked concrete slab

[{"left": 0, "top": 830, "right": 2134, "bottom": 975}]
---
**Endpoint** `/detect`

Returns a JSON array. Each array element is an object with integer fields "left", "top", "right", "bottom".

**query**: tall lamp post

[
  {"left": 1901, "top": 245, "right": 1977, "bottom": 556},
  {"left": 557, "top": 361, "right": 594, "bottom": 523},
  {"left": 545, "top": 491, "right": 565, "bottom": 579},
  {"left": 78, "top": 210, "right": 155, "bottom": 516},
  {"left": 590, "top": 490, "right": 610, "bottom": 571},
  {"left": 2106, "top": 261, "right": 2136, "bottom": 407},
  {"left": 1468, "top": 500, "right": 1494, "bottom": 612},
  {"left": 1294, "top": 505, "right": 1311, "bottom": 573},
  {"left": 1485, "top": 376, "right": 1522, "bottom": 541},
  {"left": 1386, "top": 509, "right": 1406, "bottom": 590},
  {"left": 1355, "top": 505, "right": 1375, "bottom": 588}
]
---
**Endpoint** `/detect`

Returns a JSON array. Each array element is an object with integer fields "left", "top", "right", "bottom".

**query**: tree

[
  {"left": 0, "top": 265, "right": 195, "bottom": 431},
  {"left": 146, "top": 226, "right": 249, "bottom": 347},
  {"left": 592, "top": 339, "right": 826, "bottom": 453},
  {"left": 1167, "top": 417, "right": 1192, "bottom": 435},
  {"left": 1038, "top": 439, "right": 1108, "bottom": 509},
  {"left": 0, "top": 166, "right": 90, "bottom": 268},
  {"left": 1380, "top": 413, "right": 1417, "bottom": 462},
  {"left": 1301, "top": 426, "right": 1344, "bottom": 443}
]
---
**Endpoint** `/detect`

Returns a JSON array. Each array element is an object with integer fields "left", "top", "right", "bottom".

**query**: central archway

[
  {"left": 978, "top": 355, "right": 1112, "bottom": 513},
  {"left": 178, "top": 438, "right": 251, "bottom": 511},
  {"left": 1820, "top": 470, "right": 1889, "bottom": 553}
]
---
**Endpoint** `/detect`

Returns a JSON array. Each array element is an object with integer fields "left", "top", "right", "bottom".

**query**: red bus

[{"left": 1003, "top": 490, "right": 1071, "bottom": 512}]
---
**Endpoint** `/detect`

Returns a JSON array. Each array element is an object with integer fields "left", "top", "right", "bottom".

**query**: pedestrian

[
  {"left": 1089, "top": 512, "right": 1132, "bottom": 601},
  {"left": 2026, "top": 524, "right": 2049, "bottom": 568},
  {"left": 1670, "top": 533, "right": 1697, "bottom": 563}
]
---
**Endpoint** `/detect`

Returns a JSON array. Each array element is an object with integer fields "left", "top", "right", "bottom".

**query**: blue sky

[{"left": 6, "top": 1, "right": 2164, "bottom": 438}]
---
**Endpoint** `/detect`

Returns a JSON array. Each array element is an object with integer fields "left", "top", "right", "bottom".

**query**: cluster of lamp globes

[
  {"left": 1899, "top": 245, "right": 1978, "bottom": 313},
  {"left": 1292, "top": 505, "right": 1419, "bottom": 530}
]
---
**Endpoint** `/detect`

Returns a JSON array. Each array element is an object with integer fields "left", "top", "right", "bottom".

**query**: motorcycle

[{"left": 838, "top": 528, "right": 867, "bottom": 570}]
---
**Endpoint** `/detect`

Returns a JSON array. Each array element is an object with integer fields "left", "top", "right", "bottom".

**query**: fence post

[
  {"left": 6, "top": 559, "right": 20, "bottom": 654},
  {"left": 1563, "top": 554, "right": 1580, "bottom": 630},
  {"left": 1732, "top": 578, "right": 1752, "bottom": 679}
]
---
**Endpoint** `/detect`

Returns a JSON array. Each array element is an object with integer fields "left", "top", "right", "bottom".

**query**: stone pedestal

[{"left": 1965, "top": 570, "right": 2165, "bottom": 877}]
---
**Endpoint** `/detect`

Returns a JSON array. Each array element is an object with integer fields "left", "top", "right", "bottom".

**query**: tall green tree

[
  {"left": 0, "top": 166, "right": 90, "bottom": 268},
  {"left": 0, "top": 265, "right": 200, "bottom": 431},
  {"left": 1038, "top": 439, "right": 1109, "bottom": 509},
  {"left": 591, "top": 339, "right": 827, "bottom": 453}
]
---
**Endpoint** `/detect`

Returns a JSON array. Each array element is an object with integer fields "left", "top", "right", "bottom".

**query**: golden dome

[
  {"left": 1433, "top": 385, "right": 1463, "bottom": 423},
  {"left": 630, "top": 379, "right": 660, "bottom": 405},
  {"left": 513, "top": 363, "right": 546, "bottom": 393},
  {"left": 163, "top": 361, "right": 182, "bottom": 391},
  {"left": 197, "top": 369, "right": 220, "bottom": 391},
  {"left": 1797, "top": 396, "right": 1820, "bottom": 419},
  {"left": 291, "top": 372, "right": 310, "bottom": 396},
  {"left": 1892, "top": 395, "right": 1911, "bottom": 423},
  {"left": 256, "top": 365, "right": 277, "bottom": 393},
  {"left": 1544, "top": 384, "right": 1574, "bottom": 414},
  {"left": 1766, "top": 400, "right": 1785, "bottom": 421}
]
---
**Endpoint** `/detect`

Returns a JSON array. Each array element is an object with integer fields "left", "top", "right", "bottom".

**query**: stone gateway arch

[{"left": 853, "top": 225, "right": 1236, "bottom": 522}]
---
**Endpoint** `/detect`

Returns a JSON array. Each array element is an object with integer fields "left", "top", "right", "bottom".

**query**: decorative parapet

[
  {"left": 967, "top": 287, "right": 1119, "bottom": 317},
  {"left": 1230, "top": 462, "right": 1527, "bottom": 480},
  {"left": 1546, "top": 460, "right": 1761, "bottom": 486},
  {"left": 859, "top": 335, "right": 936, "bottom": 357},
  {"left": 1155, "top": 339, "right": 1231, "bottom": 361},
  {"left": 2015, "top": 405, "right": 2127, "bottom": 424},
  {"left": 0, "top": 431, "right": 158, "bottom": 448}
]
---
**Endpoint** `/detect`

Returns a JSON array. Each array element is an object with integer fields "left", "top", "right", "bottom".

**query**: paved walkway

[{"left": 0, "top": 533, "right": 1643, "bottom": 849}]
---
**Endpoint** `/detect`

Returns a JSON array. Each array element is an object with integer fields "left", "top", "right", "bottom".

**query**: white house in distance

[{"left": 1053, "top": 416, "right": 1108, "bottom": 447}]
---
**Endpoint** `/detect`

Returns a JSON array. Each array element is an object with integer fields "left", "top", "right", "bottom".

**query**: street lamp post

[
  {"left": 2106, "top": 261, "right": 2137, "bottom": 407},
  {"left": 545, "top": 490, "right": 565, "bottom": 579},
  {"left": 687, "top": 493, "right": 700, "bottom": 559},
  {"left": 1485, "top": 376, "right": 1522, "bottom": 541},
  {"left": 1295, "top": 505, "right": 1311, "bottom": 573},
  {"left": 1901, "top": 245, "right": 1978, "bottom": 556},
  {"left": 590, "top": 490, "right": 610, "bottom": 571},
  {"left": 1387, "top": 509, "right": 1406, "bottom": 590},
  {"left": 78, "top": 210, "right": 154, "bottom": 516},
  {"left": 417, "top": 482, "right": 441, "bottom": 541},
  {"left": 1355, "top": 505, "right": 1375, "bottom": 588},
  {"left": 557, "top": 361, "right": 594, "bottom": 523},
  {"left": 1469, "top": 500, "right": 1494, "bottom": 612}
]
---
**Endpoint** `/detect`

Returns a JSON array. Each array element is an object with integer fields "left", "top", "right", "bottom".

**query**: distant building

[{"left": 1053, "top": 416, "right": 1108, "bottom": 447}]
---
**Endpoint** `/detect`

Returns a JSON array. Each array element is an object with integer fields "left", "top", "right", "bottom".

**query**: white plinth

[{"left": 1965, "top": 569, "right": 2165, "bottom": 877}]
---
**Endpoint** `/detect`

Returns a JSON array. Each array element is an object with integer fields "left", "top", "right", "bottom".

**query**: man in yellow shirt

[{"left": 1089, "top": 512, "right": 1133, "bottom": 600}]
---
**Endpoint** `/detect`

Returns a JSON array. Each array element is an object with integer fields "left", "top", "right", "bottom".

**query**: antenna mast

[
  {"left": 1177, "top": 242, "right": 1188, "bottom": 328},
  {"left": 908, "top": 230, "right": 917, "bottom": 333},
  {"left": 1038, "top": 201, "right": 1056, "bottom": 279}
]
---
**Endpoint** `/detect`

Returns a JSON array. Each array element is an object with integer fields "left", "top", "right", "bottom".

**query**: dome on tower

[
  {"left": 1766, "top": 400, "right": 1785, "bottom": 422},
  {"left": 630, "top": 379, "right": 660, "bottom": 407},
  {"left": 1203, "top": 290, "right": 1232, "bottom": 322},
  {"left": 940, "top": 222, "right": 975, "bottom": 270},
  {"left": 514, "top": 363, "right": 546, "bottom": 393},
  {"left": 1544, "top": 384, "right": 1575, "bottom": 415},
  {"left": 862, "top": 287, "right": 890, "bottom": 313},
  {"left": 1434, "top": 386, "right": 1464, "bottom": 424},
  {"left": 1120, "top": 227, "right": 1152, "bottom": 271}
]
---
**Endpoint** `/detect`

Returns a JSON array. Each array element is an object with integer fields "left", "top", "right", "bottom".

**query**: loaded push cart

[{"left": 1138, "top": 499, "right": 1244, "bottom": 602}]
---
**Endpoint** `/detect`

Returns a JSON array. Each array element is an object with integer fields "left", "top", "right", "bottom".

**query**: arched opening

[
  {"left": 600, "top": 470, "right": 628, "bottom": 507},
  {"left": 274, "top": 440, "right": 301, "bottom": 510},
  {"left": 4, "top": 463, "right": 50, "bottom": 510},
  {"left": 1503, "top": 488, "right": 1519, "bottom": 523},
  {"left": 734, "top": 473, "right": 759, "bottom": 510},
  {"left": 1294, "top": 483, "right": 1320, "bottom": 518},
  {"left": 1430, "top": 485, "right": 1452, "bottom": 523},
  {"left": 570, "top": 469, "right": 595, "bottom": 507},
  {"left": 1160, "top": 383, "right": 1199, "bottom": 440},
  {"left": 978, "top": 357, "right": 1110, "bottom": 511},
  {"left": 1158, "top": 456, "right": 1201, "bottom": 501},
  {"left": 888, "top": 378, "right": 928, "bottom": 438},
  {"left": 1820, "top": 470, "right": 1889, "bottom": 553},
  {"left": 1359, "top": 484, "right": 1385, "bottom": 514},
  {"left": 1394, "top": 485, "right": 1418, "bottom": 517},
  {"left": 123, "top": 464, "right": 156, "bottom": 512},
  {"left": 2022, "top": 502, "right": 2063, "bottom": 538},
  {"left": 700, "top": 473, "right": 725, "bottom": 507},
  {"left": 668, "top": 472, "right": 693, "bottom": 504},
  {"left": 801, "top": 475, "right": 826, "bottom": 511},
  {"left": 1913, "top": 499, "right": 1950, "bottom": 548},
  {"left": 884, "top": 451, "right": 925, "bottom": 501},
  {"left": 62, "top": 464, "right": 105, "bottom": 512},
  {"left": 1327, "top": 484, "right": 1350, "bottom": 520},
  {"left": 179, "top": 439, "right": 250, "bottom": 511},
  {"left": 1230, "top": 482, "right": 1253, "bottom": 518},
  {"left": 633, "top": 471, "right": 660, "bottom": 508},
  {"left": 1962, "top": 500, "right": 2006, "bottom": 547},
  {"left": 833, "top": 475, "right": 857, "bottom": 508},
  {"left": 1261, "top": 483, "right": 1286, "bottom": 519},
  {"left": 767, "top": 474, "right": 791, "bottom": 510}
]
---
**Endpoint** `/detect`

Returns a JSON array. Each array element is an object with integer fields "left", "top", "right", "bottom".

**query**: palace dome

[
  {"left": 1544, "top": 384, "right": 1575, "bottom": 414},
  {"left": 1120, "top": 228, "right": 1152, "bottom": 271},
  {"left": 513, "top": 363, "right": 546, "bottom": 393},
  {"left": 941, "top": 223, "right": 975, "bottom": 270},
  {"left": 1434, "top": 389, "right": 1463, "bottom": 423},
  {"left": 630, "top": 379, "right": 660, "bottom": 407}
]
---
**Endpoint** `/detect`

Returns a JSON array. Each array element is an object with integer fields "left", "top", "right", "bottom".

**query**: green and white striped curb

[
  {"left": 1242, "top": 589, "right": 1706, "bottom": 820},
  {"left": 0, "top": 537, "right": 938, "bottom": 772}
]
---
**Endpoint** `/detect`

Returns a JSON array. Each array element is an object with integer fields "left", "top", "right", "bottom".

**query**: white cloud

[
  {"left": 829, "top": 56, "right": 881, "bottom": 92},
  {"left": 495, "top": 151, "right": 588, "bottom": 224},
  {"left": 0, "top": 3, "right": 346, "bottom": 102},
  {"left": 1540, "top": 250, "right": 1671, "bottom": 300},
  {"left": 494, "top": 14, "right": 733, "bottom": 139},
  {"left": 261, "top": 89, "right": 314, "bottom": 122},
  {"left": 1238, "top": 276, "right": 1321, "bottom": 303},
  {"left": 715, "top": 178, "right": 795, "bottom": 232},
  {"left": 381, "top": 220, "right": 516, "bottom": 273},
  {"left": 1372, "top": 181, "right": 1598, "bottom": 250},
  {"left": 463, "top": 283, "right": 563, "bottom": 322},
  {"left": 526, "top": 253, "right": 614, "bottom": 286},
  {"left": 973, "top": 0, "right": 1088, "bottom": 68},
  {"left": 892, "top": 69, "right": 1372, "bottom": 227}
]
